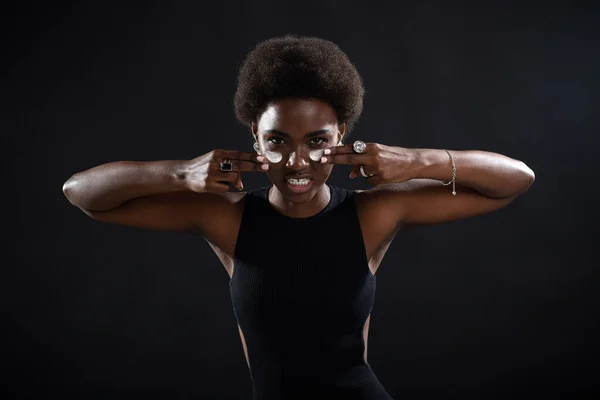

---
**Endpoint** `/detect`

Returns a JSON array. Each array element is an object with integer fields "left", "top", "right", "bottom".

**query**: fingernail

[
  {"left": 257, "top": 156, "right": 265, "bottom": 162},
  {"left": 261, "top": 164, "right": 269, "bottom": 170},
  {"left": 321, "top": 157, "right": 327, "bottom": 163},
  {"left": 323, "top": 149, "right": 331, "bottom": 155}
]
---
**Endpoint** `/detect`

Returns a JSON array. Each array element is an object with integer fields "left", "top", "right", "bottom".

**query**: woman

[{"left": 63, "top": 35, "right": 535, "bottom": 399}]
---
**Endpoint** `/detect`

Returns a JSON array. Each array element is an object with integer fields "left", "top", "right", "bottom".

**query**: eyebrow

[{"left": 264, "top": 129, "right": 331, "bottom": 138}]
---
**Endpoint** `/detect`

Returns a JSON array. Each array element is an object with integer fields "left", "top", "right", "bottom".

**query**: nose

[{"left": 286, "top": 149, "right": 310, "bottom": 170}]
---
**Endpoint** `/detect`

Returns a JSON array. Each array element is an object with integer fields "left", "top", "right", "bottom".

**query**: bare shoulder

[
  {"left": 351, "top": 187, "right": 405, "bottom": 261},
  {"left": 353, "top": 181, "right": 440, "bottom": 233},
  {"left": 355, "top": 179, "right": 514, "bottom": 227},
  {"left": 357, "top": 180, "right": 440, "bottom": 197},
  {"left": 353, "top": 185, "right": 404, "bottom": 225},
  {"left": 354, "top": 179, "right": 455, "bottom": 224},
  {"left": 221, "top": 190, "right": 248, "bottom": 204},
  {"left": 354, "top": 180, "right": 443, "bottom": 205},
  {"left": 194, "top": 190, "right": 250, "bottom": 256},
  {"left": 81, "top": 189, "right": 250, "bottom": 252}
]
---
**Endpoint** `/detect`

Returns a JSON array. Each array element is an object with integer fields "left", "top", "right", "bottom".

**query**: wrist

[
  {"left": 412, "top": 149, "right": 452, "bottom": 180},
  {"left": 411, "top": 148, "right": 436, "bottom": 178},
  {"left": 170, "top": 160, "right": 194, "bottom": 191}
]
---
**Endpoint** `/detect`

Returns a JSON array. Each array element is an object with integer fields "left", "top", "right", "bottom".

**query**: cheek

[
  {"left": 264, "top": 149, "right": 326, "bottom": 164},
  {"left": 321, "top": 164, "right": 334, "bottom": 175},
  {"left": 309, "top": 149, "right": 324, "bottom": 162},
  {"left": 263, "top": 149, "right": 283, "bottom": 163}
]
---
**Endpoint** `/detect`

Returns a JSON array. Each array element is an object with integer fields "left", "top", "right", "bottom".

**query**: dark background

[{"left": 3, "top": 1, "right": 598, "bottom": 399}]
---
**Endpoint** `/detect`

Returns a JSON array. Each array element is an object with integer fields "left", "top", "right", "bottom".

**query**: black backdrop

[{"left": 3, "top": 1, "right": 598, "bottom": 399}]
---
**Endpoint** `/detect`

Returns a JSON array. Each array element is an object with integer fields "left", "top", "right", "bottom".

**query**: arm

[
  {"left": 322, "top": 144, "right": 535, "bottom": 227},
  {"left": 412, "top": 149, "right": 535, "bottom": 199},
  {"left": 62, "top": 160, "right": 189, "bottom": 211},
  {"left": 62, "top": 159, "right": 238, "bottom": 235},
  {"left": 372, "top": 148, "right": 535, "bottom": 226}
]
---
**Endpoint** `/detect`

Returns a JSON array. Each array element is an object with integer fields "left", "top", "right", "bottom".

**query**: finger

[
  {"left": 320, "top": 153, "right": 372, "bottom": 165},
  {"left": 229, "top": 160, "right": 270, "bottom": 172},
  {"left": 213, "top": 159, "right": 269, "bottom": 174},
  {"left": 212, "top": 170, "right": 240, "bottom": 183},
  {"left": 206, "top": 181, "right": 232, "bottom": 193},
  {"left": 351, "top": 164, "right": 378, "bottom": 179},
  {"left": 323, "top": 143, "right": 355, "bottom": 155},
  {"left": 213, "top": 169, "right": 244, "bottom": 191},
  {"left": 365, "top": 175, "right": 381, "bottom": 186},
  {"left": 218, "top": 150, "right": 266, "bottom": 164},
  {"left": 233, "top": 173, "right": 243, "bottom": 191},
  {"left": 323, "top": 142, "right": 375, "bottom": 155}
]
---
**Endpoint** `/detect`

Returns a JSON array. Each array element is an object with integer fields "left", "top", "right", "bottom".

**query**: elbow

[
  {"left": 497, "top": 162, "right": 535, "bottom": 199},
  {"left": 517, "top": 162, "right": 535, "bottom": 195},
  {"left": 62, "top": 174, "right": 87, "bottom": 208},
  {"left": 62, "top": 175, "right": 77, "bottom": 204}
]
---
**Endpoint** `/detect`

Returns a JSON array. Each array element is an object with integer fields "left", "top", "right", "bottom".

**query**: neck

[{"left": 268, "top": 184, "right": 331, "bottom": 218}]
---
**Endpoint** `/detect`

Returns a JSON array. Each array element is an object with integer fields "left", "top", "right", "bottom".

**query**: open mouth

[{"left": 285, "top": 177, "right": 314, "bottom": 194}]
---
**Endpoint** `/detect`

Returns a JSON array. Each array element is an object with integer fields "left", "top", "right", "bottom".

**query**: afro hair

[{"left": 234, "top": 35, "right": 365, "bottom": 134}]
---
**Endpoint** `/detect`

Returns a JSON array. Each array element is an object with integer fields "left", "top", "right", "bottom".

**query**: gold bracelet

[{"left": 440, "top": 149, "right": 456, "bottom": 196}]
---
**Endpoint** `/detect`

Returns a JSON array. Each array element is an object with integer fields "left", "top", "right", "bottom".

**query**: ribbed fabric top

[{"left": 229, "top": 184, "right": 393, "bottom": 399}]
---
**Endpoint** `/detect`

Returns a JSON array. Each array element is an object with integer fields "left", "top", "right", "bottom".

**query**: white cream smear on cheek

[
  {"left": 258, "top": 105, "right": 337, "bottom": 164},
  {"left": 263, "top": 150, "right": 283, "bottom": 163},
  {"left": 309, "top": 149, "right": 324, "bottom": 162},
  {"left": 263, "top": 143, "right": 336, "bottom": 164},
  {"left": 263, "top": 149, "right": 321, "bottom": 163}
]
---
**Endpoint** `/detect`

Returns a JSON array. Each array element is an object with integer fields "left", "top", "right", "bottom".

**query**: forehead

[{"left": 257, "top": 98, "right": 338, "bottom": 132}]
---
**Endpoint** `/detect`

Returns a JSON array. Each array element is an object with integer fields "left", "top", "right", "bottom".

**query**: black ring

[{"left": 219, "top": 159, "right": 233, "bottom": 172}]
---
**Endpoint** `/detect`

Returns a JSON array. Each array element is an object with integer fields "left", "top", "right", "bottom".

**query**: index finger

[
  {"left": 219, "top": 150, "right": 264, "bottom": 163},
  {"left": 231, "top": 160, "right": 270, "bottom": 172},
  {"left": 321, "top": 153, "right": 371, "bottom": 165},
  {"left": 323, "top": 144, "right": 356, "bottom": 155}
]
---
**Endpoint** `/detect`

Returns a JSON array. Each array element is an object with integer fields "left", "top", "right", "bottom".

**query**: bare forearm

[
  {"left": 413, "top": 149, "right": 535, "bottom": 198},
  {"left": 62, "top": 160, "right": 190, "bottom": 211}
]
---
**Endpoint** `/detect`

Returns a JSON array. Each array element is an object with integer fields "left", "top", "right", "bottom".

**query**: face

[{"left": 252, "top": 98, "right": 346, "bottom": 204}]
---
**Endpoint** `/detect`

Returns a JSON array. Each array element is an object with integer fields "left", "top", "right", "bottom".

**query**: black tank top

[{"left": 230, "top": 184, "right": 394, "bottom": 400}]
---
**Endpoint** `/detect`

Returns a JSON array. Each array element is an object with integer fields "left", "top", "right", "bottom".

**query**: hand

[
  {"left": 319, "top": 143, "right": 418, "bottom": 185},
  {"left": 183, "top": 149, "right": 269, "bottom": 193}
]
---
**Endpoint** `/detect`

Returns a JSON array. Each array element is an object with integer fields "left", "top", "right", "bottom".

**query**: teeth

[{"left": 287, "top": 178, "right": 310, "bottom": 185}]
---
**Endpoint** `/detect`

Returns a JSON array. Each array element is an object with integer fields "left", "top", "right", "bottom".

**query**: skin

[
  {"left": 251, "top": 98, "right": 346, "bottom": 218},
  {"left": 71, "top": 97, "right": 534, "bottom": 368}
]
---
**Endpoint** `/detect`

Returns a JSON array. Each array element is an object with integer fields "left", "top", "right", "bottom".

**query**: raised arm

[
  {"left": 63, "top": 160, "right": 190, "bottom": 211},
  {"left": 321, "top": 144, "right": 535, "bottom": 227},
  {"left": 62, "top": 151, "right": 269, "bottom": 236}
]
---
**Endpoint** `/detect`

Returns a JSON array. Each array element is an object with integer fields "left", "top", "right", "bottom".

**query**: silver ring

[
  {"left": 352, "top": 140, "right": 367, "bottom": 154},
  {"left": 219, "top": 159, "right": 233, "bottom": 172},
  {"left": 360, "top": 165, "right": 374, "bottom": 178}
]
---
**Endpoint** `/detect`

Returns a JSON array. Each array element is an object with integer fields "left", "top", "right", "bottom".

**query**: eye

[
  {"left": 310, "top": 137, "right": 329, "bottom": 146},
  {"left": 267, "top": 137, "right": 285, "bottom": 145}
]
